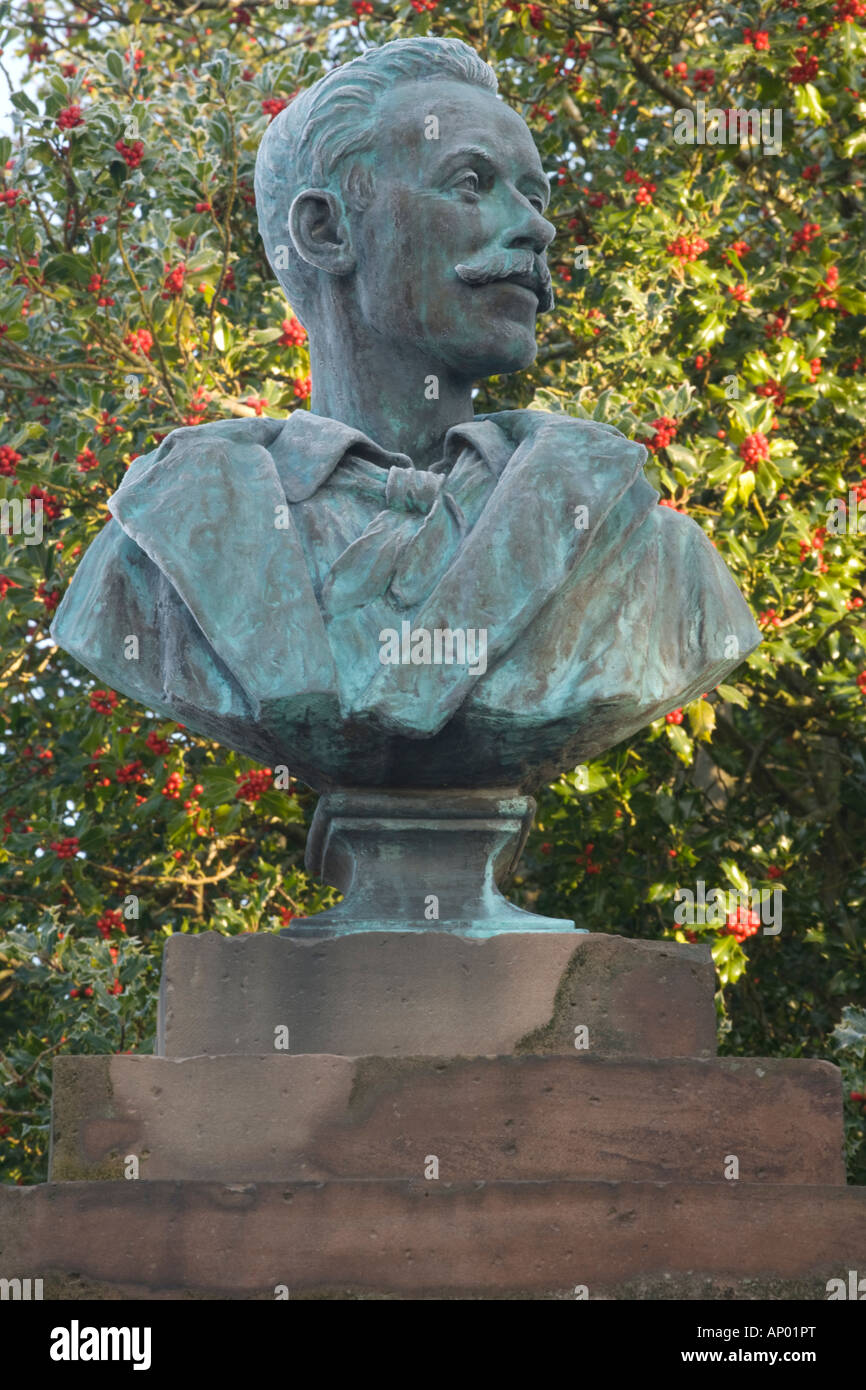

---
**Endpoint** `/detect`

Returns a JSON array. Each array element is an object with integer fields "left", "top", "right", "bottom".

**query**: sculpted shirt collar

[{"left": 269, "top": 409, "right": 515, "bottom": 502}]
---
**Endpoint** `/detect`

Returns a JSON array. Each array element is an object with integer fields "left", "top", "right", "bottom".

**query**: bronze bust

[{"left": 52, "top": 38, "right": 760, "bottom": 934}]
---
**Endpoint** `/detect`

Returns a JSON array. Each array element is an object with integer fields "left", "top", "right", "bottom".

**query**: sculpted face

[{"left": 348, "top": 79, "right": 556, "bottom": 381}]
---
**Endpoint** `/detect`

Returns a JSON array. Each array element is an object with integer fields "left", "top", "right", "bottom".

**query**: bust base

[{"left": 297, "top": 785, "right": 574, "bottom": 937}]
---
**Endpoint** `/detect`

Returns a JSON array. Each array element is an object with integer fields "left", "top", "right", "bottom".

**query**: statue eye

[{"left": 454, "top": 170, "right": 481, "bottom": 196}]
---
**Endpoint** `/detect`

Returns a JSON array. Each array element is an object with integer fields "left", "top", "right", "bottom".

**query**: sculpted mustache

[{"left": 454, "top": 251, "right": 554, "bottom": 312}]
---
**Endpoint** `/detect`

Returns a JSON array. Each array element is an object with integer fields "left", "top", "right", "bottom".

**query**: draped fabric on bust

[{"left": 50, "top": 405, "right": 763, "bottom": 762}]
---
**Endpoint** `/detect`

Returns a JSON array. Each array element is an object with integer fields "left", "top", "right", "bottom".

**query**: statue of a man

[{"left": 52, "top": 37, "right": 759, "bottom": 795}]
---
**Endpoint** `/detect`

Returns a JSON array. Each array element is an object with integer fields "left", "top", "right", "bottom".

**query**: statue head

[{"left": 255, "top": 37, "right": 556, "bottom": 385}]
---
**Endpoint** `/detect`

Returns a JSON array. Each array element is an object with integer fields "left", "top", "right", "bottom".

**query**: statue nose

[{"left": 504, "top": 205, "right": 556, "bottom": 257}]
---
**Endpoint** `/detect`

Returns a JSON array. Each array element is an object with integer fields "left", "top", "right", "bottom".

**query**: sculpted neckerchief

[{"left": 320, "top": 443, "right": 497, "bottom": 618}]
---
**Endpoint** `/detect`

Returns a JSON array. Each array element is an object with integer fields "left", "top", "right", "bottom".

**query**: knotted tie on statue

[{"left": 321, "top": 444, "right": 496, "bottom": 619}]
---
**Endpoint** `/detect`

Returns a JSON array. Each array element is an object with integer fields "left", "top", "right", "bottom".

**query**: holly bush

[{"left": 1, "top": 0, "right": 865, "bottom": 1185}]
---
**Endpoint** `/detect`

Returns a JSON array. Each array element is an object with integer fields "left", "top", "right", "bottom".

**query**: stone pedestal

[
  {"left": 4, "top": 930, "right": 864, "bottom": 1300},
  {"left": 157, "top": 930, "right": 717, "bottom": 1058}
]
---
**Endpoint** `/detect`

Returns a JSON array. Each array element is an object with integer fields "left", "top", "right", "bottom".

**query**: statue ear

[{"left": 288, "top": 189, "right": 355, "bottom": 276}]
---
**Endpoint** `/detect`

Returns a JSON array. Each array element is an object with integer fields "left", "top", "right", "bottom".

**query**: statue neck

[{"left": 306, "top": 320, "right": 475, "bottom": 470}]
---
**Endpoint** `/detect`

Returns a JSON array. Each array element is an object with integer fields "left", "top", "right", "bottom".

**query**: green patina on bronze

[{"left": 51, "top": 38, "right": 760, "bottom": 936}]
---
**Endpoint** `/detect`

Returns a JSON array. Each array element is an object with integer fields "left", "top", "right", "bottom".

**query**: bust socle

[{"left": 51, "top": 38, "right": 761, "bottom": 933}]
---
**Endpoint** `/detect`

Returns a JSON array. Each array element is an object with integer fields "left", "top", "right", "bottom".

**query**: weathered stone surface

[
  {"left": 3, "top": 1179, "right": 864, "bottom": 1300},
  {"left": 157, "top": 930, "right": 716, "bottom": 1058},
  {"left": 50, "top": 1054, "right": 845, "bottom": 1186}
]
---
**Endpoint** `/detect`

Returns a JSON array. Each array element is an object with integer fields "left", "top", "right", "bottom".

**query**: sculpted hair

[{"left": 254, "top": 37, "right": 497, "bottom": 319}]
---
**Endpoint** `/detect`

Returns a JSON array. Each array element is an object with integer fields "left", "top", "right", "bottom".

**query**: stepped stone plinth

[{"left": 4, "top": 931, "right": 863, "bottom": 1301}]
